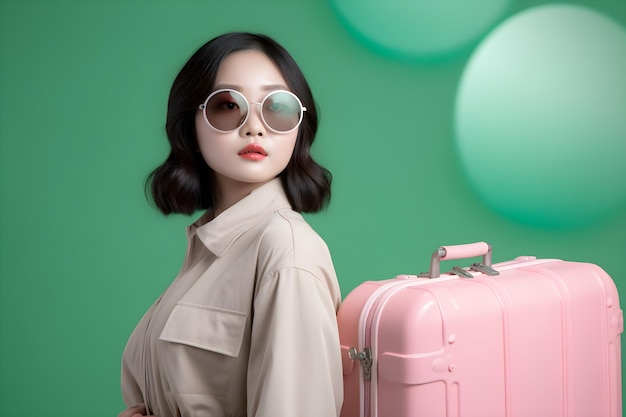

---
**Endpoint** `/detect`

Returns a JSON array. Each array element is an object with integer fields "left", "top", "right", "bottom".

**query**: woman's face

[{"left": 195, "top": 49, "right": 299, "bottom": 192}]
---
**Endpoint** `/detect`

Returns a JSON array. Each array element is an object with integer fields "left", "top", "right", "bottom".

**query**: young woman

[{"left": 118, "top": 32, "right": 343, "bottom": 417}]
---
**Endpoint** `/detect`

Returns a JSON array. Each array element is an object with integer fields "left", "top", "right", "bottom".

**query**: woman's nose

[{"left": 241, "top": 104, "right": 265, "bottom": 137}]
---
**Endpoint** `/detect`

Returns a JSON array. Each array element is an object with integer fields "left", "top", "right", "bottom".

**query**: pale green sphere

[
  {"left": 329, "top": 0, "right": 512, "bottom": 60},
  {"left": 455, "top": 4, "right": 626, "bottom": 228}
]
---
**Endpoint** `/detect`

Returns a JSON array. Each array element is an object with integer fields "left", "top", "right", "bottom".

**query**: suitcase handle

[{"left": 426, "top": 242, "right": 492, "bottom": 278}]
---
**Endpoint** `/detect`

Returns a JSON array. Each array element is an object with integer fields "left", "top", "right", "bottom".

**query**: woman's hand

[{"left": 118, "top": 404, "right": 155, "bottom": 417}]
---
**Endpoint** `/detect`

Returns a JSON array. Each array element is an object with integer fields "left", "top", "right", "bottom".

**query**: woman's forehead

[{"left": 214, "top": 50, "right": 287, "bottom": 91}]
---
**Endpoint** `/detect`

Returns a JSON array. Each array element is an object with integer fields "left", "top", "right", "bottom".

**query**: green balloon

[
  {"left": 329, "top": 0, "right": 512, "bottom": 60},
  {"left": 455, "top": 4, "right": 626, "bottom": 228}
]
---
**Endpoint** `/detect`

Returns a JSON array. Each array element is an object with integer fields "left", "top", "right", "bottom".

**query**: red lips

[{"left": 238, "top": 143, "right": 267, "bottom": 161}]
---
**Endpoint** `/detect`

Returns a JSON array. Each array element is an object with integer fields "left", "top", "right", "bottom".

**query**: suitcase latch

[
  {"left": 451, "top": 266, "right": 474, "bottom": 278},
  {"left": 470, "top": 263, "right": 500, "bottom": 276},
  {"left": 348, "top": 347, "right": 373, "bottom": 381}
]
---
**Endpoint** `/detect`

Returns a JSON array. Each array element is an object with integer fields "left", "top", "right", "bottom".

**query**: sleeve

[
  {"left": 247, "top": 267, "right": 343, "bottom": 417},
  {"left": 120, "top": 343, "right": 146, "bottom": 408}
]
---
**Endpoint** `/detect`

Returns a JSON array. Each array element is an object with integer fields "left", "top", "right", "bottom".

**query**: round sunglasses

[{"left": 198, "top": 89, "right": 307, "bottom": 134}]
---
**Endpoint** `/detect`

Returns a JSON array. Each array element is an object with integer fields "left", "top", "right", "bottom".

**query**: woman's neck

[{"left": 212, "top": 175, "right": 274, "bottom": 218}]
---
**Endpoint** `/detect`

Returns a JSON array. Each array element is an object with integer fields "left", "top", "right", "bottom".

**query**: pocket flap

[{"left": 159, "top": 303, "right": 247, "bottom": 357}]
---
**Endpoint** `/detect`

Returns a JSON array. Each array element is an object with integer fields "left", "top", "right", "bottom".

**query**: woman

[{"left": 119, "top": 32, "right": 343, "bottom": 417}]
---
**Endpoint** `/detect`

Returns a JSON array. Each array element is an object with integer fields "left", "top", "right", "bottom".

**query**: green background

[{"left": 0, "top": 0, "right": 624, "bottom": 416}]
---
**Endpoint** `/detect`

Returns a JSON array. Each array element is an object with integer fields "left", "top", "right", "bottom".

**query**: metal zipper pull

[
  {"left": 348, "top": 347, "right": 373, "bottom": 381},
  {"left": 470, "top": 263, "right": 500, "bottom": 276}
]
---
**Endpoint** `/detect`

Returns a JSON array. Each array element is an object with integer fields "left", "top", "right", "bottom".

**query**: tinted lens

[
  {"left": 204, "top": 90, "right": 248, "bottom": 131},
  {"left": 262, "top": 91, "right": 303, "bottom": 132}
]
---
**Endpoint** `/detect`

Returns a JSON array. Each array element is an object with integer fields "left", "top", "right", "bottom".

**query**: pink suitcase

[{"left": 338, "top": 242, "right": 623, "bottom": 417}]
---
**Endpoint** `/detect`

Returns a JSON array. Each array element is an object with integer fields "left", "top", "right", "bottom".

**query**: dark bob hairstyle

[{"left": 146, "top": 32, "right": 331, "bottom": 215}]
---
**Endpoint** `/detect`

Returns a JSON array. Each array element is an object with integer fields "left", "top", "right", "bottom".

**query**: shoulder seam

[{"left": 256, "top": 266, "right": 323, "bottom": 294}]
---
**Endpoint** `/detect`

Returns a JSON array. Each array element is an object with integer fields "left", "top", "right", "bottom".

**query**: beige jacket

[{"left": 121, "top": 179, "right": 343, "bottom": 417}]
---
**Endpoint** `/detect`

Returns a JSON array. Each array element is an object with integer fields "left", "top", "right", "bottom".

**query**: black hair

[{"left": 146, "top": 32, "right": 331, "bottom": 215}]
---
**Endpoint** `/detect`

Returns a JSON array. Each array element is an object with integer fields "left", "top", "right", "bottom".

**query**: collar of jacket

[{"left": 192, "top": 178, "right": 292, "bottom": 257}]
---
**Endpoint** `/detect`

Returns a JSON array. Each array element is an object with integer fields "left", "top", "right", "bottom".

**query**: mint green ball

[
  {"left": 329, "top": 0, "right": 511, "bottom": 60},
  {"left": 455, "top": 5, "right": 626, "bottom": 228}
]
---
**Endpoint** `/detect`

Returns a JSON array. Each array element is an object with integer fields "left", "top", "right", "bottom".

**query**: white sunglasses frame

[{"left": 198, "top": 88, "right": 307, "bottom": 134}]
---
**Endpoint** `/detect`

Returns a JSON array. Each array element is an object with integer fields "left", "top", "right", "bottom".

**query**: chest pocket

[{"left": 159, "top": 302, "right": 247, "bottom": 357}]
